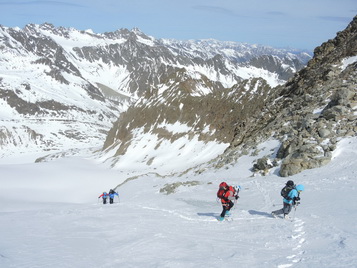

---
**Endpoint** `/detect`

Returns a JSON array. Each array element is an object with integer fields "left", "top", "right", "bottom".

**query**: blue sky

[{"left": 0, "top": 0, "right": 355, "bottom": 50}]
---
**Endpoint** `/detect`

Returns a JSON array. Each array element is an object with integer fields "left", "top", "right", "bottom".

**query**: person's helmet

[
  {"left": 296, "top": 184, "right": 304, "bottom": 191},
  {"left": 219, "top": 182, "right": 228, "bottom": 189},
  {"left": 286, "top": 180, "right": 294, "bottom": 187}
]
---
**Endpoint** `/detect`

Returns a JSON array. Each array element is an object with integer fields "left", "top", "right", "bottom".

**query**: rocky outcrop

[
  {"left": 219, "top": 16, "right": 357, "bottom": 177},
  {"left": 275, "top": 17, "right": 357, "bottom": 176}
]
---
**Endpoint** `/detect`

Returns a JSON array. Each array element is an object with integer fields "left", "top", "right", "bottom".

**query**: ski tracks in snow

[
  {"left": 253, "top": 178, "right": 307, "bottom": 267},
  {"left": 253, "top": 179, "right": 274, "bottom": 209},
  {"left": 278, "top": 218, "right": 306, "bottom": 268},
  {"left": 137, "top": 185, "right": 309, "bottom": 267}
]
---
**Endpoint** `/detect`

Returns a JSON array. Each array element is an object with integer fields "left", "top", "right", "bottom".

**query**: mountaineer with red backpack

[
  {"left": 217, "top": 182, "right": 240, "bottom": 221},
  {"left": 98, "top": 192, "right": 109, "bottom": 204}
]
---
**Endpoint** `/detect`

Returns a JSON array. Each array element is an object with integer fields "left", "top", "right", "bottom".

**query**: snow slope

[{"left": 0, "top": 136, "right": 356, "bottom": 268}]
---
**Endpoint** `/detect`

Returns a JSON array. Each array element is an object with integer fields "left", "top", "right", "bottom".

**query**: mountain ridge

[
  {"left": 101, "top": 16, "right": 356, "bottom": 177},
  {"left": 0, "top": 22, "right": 310, "bottom": 160}
]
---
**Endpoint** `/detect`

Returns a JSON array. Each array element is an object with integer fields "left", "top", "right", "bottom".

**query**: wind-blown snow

[
  {"left": 341, "top": 56, "right": 357, "bottom": 70},
  {"left": 1, "top": 136, "right": 356, "bottom": 268}
]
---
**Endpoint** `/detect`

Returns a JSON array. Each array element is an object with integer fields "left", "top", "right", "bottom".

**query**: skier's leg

[
  {"left": 283, "top": 203, "right": 292, "bottom": 214},
  {"left": 220, "top": 204, "right": 228, "bottom": 218},
  {"left": 272, "top": 203, "right": 284, "bottom": 215},
  {"left": 272, "top": 208, "right": 283, "bottom": 215},
  {"left": 225, "top": 201, "right": 234, "bottom": 216},
  {"left": 228, "top": 200, "right": 234, "bottom": 210},
  {"left": 283, "top": 203, "right": 292, "bottom": 218}
]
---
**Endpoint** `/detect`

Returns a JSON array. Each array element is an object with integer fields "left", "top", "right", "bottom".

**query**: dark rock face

[
  {"left": 275, "top": 17, "right": 357, "bottom": 176},
  {"left": 225, "top": 16, "right": 357, "bottom": 176},
  {"left": 102, "top": 76, "right": 272, "bottom": 154}
]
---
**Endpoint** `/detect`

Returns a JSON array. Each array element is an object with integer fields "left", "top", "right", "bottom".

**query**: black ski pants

[
  {"left": 272, "top": 202, "right": 292, "bottom": 215},
  {"left": 220, "top": 200, "right": 234, "bottom": 217}
]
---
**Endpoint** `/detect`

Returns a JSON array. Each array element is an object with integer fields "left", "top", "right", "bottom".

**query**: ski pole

[{"left": 292, "top": 205, "right": 297, "bottom": 221}]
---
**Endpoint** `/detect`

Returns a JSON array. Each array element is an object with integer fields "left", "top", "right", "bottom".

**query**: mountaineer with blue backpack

[
  {"left": 108, "top": 189, "right": 119, "bottom": 204},
  {"left": 272, "top": 180, "right": 304, "bottom": 220}
]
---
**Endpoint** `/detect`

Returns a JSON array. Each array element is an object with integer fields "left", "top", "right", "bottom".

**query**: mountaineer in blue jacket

[
  {"left": 272, "top": 181, "right": 304, "bottom": 220},
  {"left": 108, "top": 189, "right": 119, "bottom": 204}
]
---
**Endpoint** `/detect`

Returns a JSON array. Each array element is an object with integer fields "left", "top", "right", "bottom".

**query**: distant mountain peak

[{"left": 0, "top": 22, "right": 313, "bottom": 164}]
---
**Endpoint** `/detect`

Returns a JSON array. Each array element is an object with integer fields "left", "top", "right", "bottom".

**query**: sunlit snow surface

[
  {"left": 98, "top": 126, "right": 229, "bottom": 175},
  {"left": 1, "top": 136, "right": 356, "bottom": 268}
]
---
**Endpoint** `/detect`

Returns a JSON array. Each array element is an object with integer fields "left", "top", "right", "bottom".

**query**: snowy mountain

[
  {"left": 0, "top": 23, "right": 310, "bottom": 160},
  {"left": 0, "top": 17, "right": 356, "bottom": 268},
  {"left": 101, "top": 16, "right": 356, "bottom": 177}
]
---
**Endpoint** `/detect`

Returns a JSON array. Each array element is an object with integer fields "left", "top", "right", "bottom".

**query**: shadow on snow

[{"left": 248, "top": 210, "right": 274, "bottom": 218}]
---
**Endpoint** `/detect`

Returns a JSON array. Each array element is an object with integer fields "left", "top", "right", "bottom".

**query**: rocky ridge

[
  {"left": 215, "top": 16, "right": 357, "bottom": 176},
  {"left": 102, "top": 16, "right": 356, "bottom": 177}
]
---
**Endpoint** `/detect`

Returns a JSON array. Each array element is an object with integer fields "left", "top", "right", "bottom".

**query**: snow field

[{"left": 0, "top": 137, "right": 357, "bottom": 267}]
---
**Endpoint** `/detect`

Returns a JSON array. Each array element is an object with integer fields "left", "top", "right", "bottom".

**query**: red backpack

[{"left": 217, "top": 182, "right": 228, "bottom": 199}]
